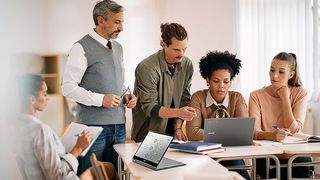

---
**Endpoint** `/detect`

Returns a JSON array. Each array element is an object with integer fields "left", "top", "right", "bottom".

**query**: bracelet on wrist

[{"left": 174, "top": 127, "right": 182, "bottom": 132}]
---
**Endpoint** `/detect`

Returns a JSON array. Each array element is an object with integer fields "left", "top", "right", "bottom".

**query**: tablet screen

[{"left": 134, "top": 131, "right": 173, "bottom": 164}]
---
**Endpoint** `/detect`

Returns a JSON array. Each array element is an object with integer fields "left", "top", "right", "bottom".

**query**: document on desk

[
  {"left": 282, "top": 133, "right": 320, "bottom": 144},
  {"left": 61, "top": 122, "right": 103, "bottom": 156}
]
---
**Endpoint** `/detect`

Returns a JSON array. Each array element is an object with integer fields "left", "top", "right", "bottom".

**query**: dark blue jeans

[{"left": 77, "top": 124, "right": 126, "bottom": 175}]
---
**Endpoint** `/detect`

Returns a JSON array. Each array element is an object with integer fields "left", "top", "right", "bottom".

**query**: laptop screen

[{"left": 133, "top": 131, "right": 173, "bottom": 166}]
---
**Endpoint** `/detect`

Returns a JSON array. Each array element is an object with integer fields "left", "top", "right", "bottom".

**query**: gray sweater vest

[{"left": 76, "top": 35, "right": 125, "bottom": 125}]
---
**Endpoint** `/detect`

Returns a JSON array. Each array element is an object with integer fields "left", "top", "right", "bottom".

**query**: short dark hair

[
  {"left": 18, "top": 74, "right": 44, "bottom": 106},
  {"left": 160, "top": 23, "right": 188, "bottom": 46},
  {"left": 93, "top": 0, "right": 123, "bottom": 26},
  {"left": 199, "top": 51, "right": 242, "bottom": 80},
  {"left": 273, "top": 52, "right": 302, "bottom": 87}
]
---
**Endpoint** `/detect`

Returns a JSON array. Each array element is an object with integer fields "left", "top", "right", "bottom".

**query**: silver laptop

[
  {"left": 132, "top": 131, "right": 186, "bottom": 170},
  {"left": 204, "top": 117, "right": 255, "bottom": 146}
]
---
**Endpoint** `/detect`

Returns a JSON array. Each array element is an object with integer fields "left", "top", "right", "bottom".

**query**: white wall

[
  {"left": 44, "top": 0, "right": 94, "bottom": 53},
  {"left": 1, "top": 0, "right": 46, "bottom": 55},
  {"left": 44, "top": 0, "right": 238, "bottom": 92},
  {"left": 159, "top": 0, "right": 238, "bottom": 92}
]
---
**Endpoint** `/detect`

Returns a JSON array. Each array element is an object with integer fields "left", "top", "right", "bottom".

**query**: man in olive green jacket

[{"left": 131, "top": 23, "right": 197, "bottom": 142}]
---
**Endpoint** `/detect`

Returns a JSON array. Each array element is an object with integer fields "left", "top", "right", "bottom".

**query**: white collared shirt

[
  {"left": 62, "top": 29, "right": 112, "bottom": 107},
  {"left": 205, "top": 90, "right": 229, "bottom": 108},
  {"left": 16, "top": 114, "right": 79, "bottom": 180}
]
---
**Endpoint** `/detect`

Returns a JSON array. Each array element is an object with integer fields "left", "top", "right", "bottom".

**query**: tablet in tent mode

[{"left": 132, "top": 131, "right": 186, "bottom": 170}]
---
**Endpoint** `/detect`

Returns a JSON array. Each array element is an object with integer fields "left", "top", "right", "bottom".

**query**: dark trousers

[
  {"left": 220, "top": 160, "right": 251, "bottom": 180},
  {"left": 77, "top": 124, "right": 126, "bottom": 175},
  {"left": 256, "top": 157, "right": 313, "bottom": 179}
]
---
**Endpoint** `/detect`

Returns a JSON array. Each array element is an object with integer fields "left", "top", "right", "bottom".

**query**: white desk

[
  {"left": 277, "top": 143, "right": 320, "bottom": 154},
  {"left": 208, "top": 145, "right": 283, "bottom": 180},
  {"left": 273, "top": 143, "right": 320, "bottom": 179},
  {"left": 114, "top": 143, "right": 244, "bottom": 180}
]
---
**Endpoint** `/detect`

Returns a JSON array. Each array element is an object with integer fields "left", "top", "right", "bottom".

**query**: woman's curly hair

[{"left": 199, "top": 51, "right": 242, "bottom": 80}]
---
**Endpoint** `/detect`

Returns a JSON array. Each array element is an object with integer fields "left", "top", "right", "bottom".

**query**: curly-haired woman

[{"left": 186, "top": 51, "right": 250, "bottom": 179}]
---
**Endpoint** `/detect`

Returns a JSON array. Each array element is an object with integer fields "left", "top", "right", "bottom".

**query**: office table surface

[
  {"left": 274, "top": 142, "right": 320, "bottom": 154},
  {"left": 114, "top": 143, "right": 235, "bottom": 180},
  {"left": 207, "top": 144, "right": 283, "bottom": 158}
]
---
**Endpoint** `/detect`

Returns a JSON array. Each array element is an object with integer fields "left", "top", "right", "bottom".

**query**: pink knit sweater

[{"left": 249, "top": 86, "right": 308, "bottom": 139}]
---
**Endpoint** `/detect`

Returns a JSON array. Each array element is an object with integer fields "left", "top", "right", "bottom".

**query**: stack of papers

[{"left": 170, "top": 141, "right": 224, "bottom": 154}]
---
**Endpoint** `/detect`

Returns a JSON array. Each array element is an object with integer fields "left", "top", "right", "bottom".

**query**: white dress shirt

[
  {"left": 16, "top": 114, "right": 79, "bottom": 180},
  {"left": 62, "top": 29, "right": 113, "bottom": 107},
  {"left": 205, "top": 90, "right": 229, "bottom": 108}
]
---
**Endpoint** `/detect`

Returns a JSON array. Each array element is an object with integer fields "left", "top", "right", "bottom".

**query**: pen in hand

[
  {"left": 120, "top": 86, "right": 131, "bottom": 98},
  {"left": 272, "top": 125, "right": 292, "bottom": 135}
]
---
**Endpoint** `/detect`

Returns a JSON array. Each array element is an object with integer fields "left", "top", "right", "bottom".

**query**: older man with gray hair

[{"left": 62, "top": 0, "right": 137, "bottom": 174}]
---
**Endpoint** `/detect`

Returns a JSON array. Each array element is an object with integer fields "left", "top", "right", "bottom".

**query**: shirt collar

[
  {"left": 206, "top": 90, "right": 229, "bottom": 108},
  {"left": 89, "top": 28, "right": 110, "bottom": 48}
]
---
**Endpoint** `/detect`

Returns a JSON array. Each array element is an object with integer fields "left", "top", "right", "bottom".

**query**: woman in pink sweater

[{"left": 249, "top": 52, "right": 312, "bottom": 179}]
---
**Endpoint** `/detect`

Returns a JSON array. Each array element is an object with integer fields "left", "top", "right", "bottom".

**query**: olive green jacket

[{"left": 131, "top": 49, "right": 194, "bottom": 142}]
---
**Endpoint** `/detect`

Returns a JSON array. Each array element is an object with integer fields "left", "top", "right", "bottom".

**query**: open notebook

[
  {"left": 61, "top": 122, "right": 103, "bottom": 156},
  {"left": 282, "top": 132, "right": 320, "bottom": 144}
]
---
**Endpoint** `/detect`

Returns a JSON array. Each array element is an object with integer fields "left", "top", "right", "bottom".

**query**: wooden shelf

[{"left": 40, "top": 55, "right": 62, "bottom": 94}]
